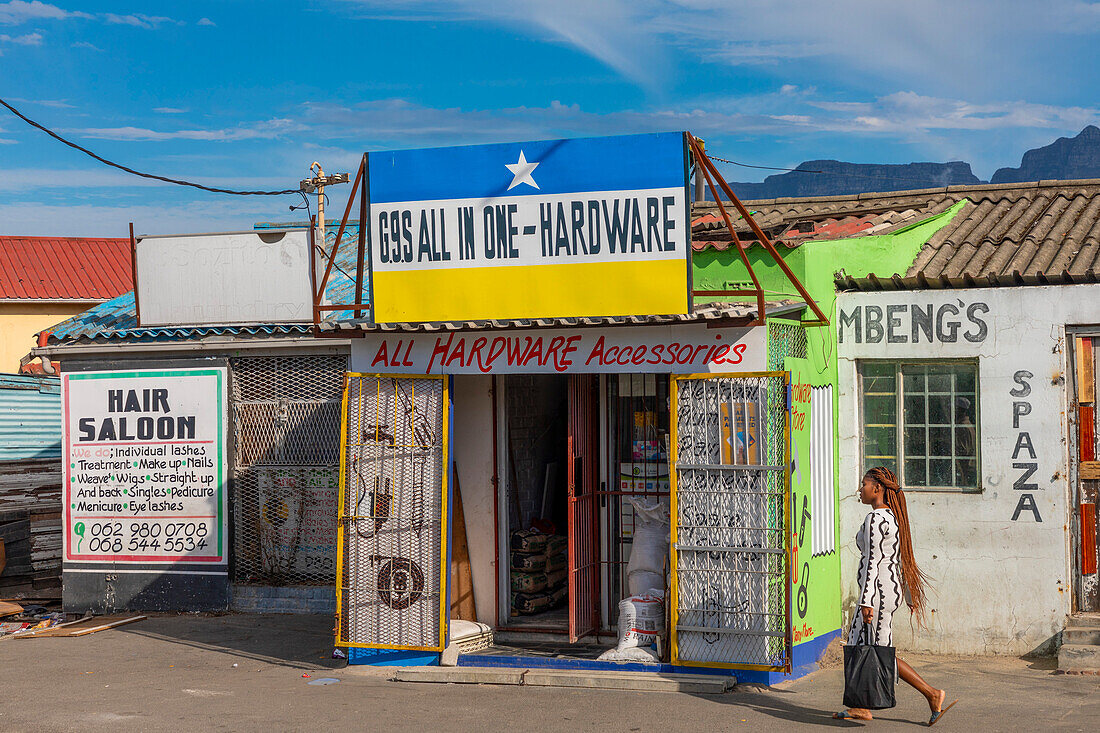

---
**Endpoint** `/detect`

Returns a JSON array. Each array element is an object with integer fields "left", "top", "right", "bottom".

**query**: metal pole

[
  {"left": 355, "top": 153, "right": 367, "bottom": 319},
  {"left": 694, "top": 138, "right": 706, "bottom": 202},
  {"left": 311, "top": 161, "right": 326, "bottom": 253}
]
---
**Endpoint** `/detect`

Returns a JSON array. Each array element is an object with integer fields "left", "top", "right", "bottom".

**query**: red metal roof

[{"left": 0, "top": 236, "right": 133, "bottom": 300}]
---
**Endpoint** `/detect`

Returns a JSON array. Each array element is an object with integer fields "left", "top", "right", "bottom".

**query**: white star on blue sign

[{"left": 505, "top": 150, "right": 540, "bottom": 190}]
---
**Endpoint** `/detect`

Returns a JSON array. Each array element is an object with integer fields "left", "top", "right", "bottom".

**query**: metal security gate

[
  {"left": 337, "top": 374, "right": 450, "bottom": 651},
  {"left": 670, "top": 372, "right": 791, "bottom": 671},
  {"left": 230, "top": 355, "right": 347, "bottom": 587},
  {"left": 567, "top": 374, "right": 599, "bottom": 642}
]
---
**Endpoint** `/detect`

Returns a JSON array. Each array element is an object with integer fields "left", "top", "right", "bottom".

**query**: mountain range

[{"left": 723, "top": 126, "right": 1100, "bottom": 200}]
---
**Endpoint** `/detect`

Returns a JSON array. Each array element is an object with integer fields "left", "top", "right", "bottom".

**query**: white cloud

[
  {"left": 339, "top": 1, "right": 1100, "bottom": 99},
  {"left": 197, "top": 17, "right": 215, "bottom": 27},
  {"left": 298, "top": 93, "right": 1100, "bottom": 149},
  {"left": 71, "top": 40, "right": 101, "bottom": 50},
  {"left": 103, "top": 13, "right": 181, "bottom": 29},
  {"left": 0, "top": 1, "right": 90, "bottom": 24},
  {"left": 9, "top": 96, "right": 72, "bottom": 107},
  {"left": 0, "top": 3, "right": 184, "bottom": 29},
  {"left": 71, "top": 118, "right": 303, "bottom": 142},
  {"left": 808, "top": 92, "right": 1100, "bottom": 133},
  {"left": 341, "top": 0, "right": 670, "bottom": 89},
  {"left": 153, "top": 107, "right": 188, "bottom": 114},
  {"left": 0, "top": 30, "right": 41, "bottom": 44}
]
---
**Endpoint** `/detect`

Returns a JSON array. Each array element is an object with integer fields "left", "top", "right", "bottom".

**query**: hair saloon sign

[{"left": 349, "top": 323, "right": 765, "bottom": 374}]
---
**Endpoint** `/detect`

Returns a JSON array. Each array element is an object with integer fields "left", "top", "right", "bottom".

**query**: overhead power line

[
  {"left": 706, "top": 155, "right": 823, "bottom": 174},
  {"left": 0, "top": 96, "right": 301, "bottom": 196}
]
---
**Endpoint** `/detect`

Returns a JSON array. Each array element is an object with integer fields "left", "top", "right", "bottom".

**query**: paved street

[{"left": 0, "top": 614, "right": 1097, "bottom": 732}]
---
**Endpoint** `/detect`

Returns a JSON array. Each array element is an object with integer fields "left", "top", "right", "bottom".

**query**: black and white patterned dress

[{"left": 848, "top": 507, "right": 904, "bottom": 646}]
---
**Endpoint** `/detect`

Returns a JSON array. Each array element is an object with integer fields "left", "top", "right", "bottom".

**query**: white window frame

[{"left": 857, "top": 359, "right": 981, "bottom": 493}]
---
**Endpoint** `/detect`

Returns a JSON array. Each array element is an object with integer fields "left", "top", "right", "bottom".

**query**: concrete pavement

[{"left": 0, "top": 613, "right": 1096, "bottom": 732}]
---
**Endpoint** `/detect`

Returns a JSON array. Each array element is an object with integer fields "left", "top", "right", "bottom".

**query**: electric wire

[{"left": 0, "top": 96, "right": 302, "bottom": 196}]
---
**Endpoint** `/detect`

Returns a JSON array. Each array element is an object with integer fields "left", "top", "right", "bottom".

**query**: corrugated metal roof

[
  {"left": 0, "top": 374, "right": 61, "bottom": 461},
  {"left": 0, "top": 236, "right": 133, "bottom": 300}
]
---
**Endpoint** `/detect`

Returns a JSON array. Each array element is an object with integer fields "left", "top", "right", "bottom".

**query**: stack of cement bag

[{"left": 510, "top": 529, "right": 567, "bottom": 616}]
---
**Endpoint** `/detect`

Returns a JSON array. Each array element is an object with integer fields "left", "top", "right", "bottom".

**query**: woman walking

[{"left": 834, "top": 467, "right": 957, "bottom": 726}]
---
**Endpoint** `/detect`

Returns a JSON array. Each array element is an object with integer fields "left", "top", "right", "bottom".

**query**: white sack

[
  {"left": 626, "top": 497, "right": 669, "bottom": 596},
  {"left": 616, "top": 592, "right": 664, "bottom": 649}
]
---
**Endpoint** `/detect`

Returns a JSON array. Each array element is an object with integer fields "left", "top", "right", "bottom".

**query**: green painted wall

[{"left": 711, "top": 202, "right": 965, "bottom": 652}]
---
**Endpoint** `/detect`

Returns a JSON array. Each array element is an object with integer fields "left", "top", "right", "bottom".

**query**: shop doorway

[
  {"left": 496, "top": 374, "right": 672, "bottom": 644},
  {"left": 1071, "top": 334, "right": 1100, "bottom": 613},
  {"left": 497, "top": 374, "right": 575, "bottom": 633}
]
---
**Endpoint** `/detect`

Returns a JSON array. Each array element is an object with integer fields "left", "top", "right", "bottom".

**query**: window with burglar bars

[
  {"left": 859, "top": 361, "right": 979, "bottom": 491},
  {"left": 230, "top": 355, "right": 348, "bottom": 586}
]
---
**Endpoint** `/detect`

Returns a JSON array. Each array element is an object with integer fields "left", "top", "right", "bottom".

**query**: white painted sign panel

[
  {"left": 135, "top": 230, "right": 313, "bottom": 326},
  {"left": 350, "top": 324, "right": 765, "bottom": 375},
  {"left": 62, "top": 368, "right": 228, "bottom": 565},
  {"left": 255, "top": 466, "right": 338, "bottom": 576}
]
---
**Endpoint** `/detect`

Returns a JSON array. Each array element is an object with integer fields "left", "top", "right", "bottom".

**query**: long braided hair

[{"left": 865, "top": 466, "right": 931, "bottom": 621}]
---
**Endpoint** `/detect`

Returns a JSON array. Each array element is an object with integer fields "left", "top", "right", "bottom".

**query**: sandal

[
  {"left": 928, "top": 699, "right": 958, "bottom": 727},
  {"left": 833, "top": 710, "right": 867, "bottom": 721}
]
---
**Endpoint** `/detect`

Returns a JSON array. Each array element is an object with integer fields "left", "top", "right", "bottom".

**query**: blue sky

[{"left": 3, "top": 0, "right": 1100, "bottom": 235}]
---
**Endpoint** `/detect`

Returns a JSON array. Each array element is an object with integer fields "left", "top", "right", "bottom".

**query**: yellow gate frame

[
  {"left": 669, "top": 370, "right": 792, "bottom": 673},
  {"left": 335, "top": 372, "right": 451, "bottom": 652}
]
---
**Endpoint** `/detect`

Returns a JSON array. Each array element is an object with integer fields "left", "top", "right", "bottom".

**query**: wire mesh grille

[
  {"left": 767, "top": 321, "right": 807, "bottom": 370},
  {"left": 230, "top": 355, "right": 347, "bottom": 586},
  {"left": 338, "top": 375, "right": 446, "bottom": 650},
  {"left": 673, "top": 374, "right": 789, "bottom": 668}
]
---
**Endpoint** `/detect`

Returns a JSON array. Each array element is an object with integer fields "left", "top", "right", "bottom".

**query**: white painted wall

[
  {"left": 451, "top": 374, "right": 498, "bottom": 626},
  {"left": 837, "top": 285, "right": 1084, "bottom": 655}
]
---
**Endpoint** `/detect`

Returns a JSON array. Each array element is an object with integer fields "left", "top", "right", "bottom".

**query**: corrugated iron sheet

[
  {"left": 0, "top": 374, "right": 61, "bottom": 461},
  {"left": 0, "top": 236, "right": 132, "bottom": 300}
]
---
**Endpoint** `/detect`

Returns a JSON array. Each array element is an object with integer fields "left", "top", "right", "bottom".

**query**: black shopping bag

[{"left": 843, "top": 645, "right": 896, "bottom": 710}]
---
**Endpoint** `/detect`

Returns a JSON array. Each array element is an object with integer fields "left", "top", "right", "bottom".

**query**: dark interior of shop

[{"left": 503, "top": 374, "right": 570, "bottom": 630}]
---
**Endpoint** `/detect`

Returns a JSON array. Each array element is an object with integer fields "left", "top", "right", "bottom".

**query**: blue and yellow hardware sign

[{"left": 367, "top": 132, "right": 692, "bottom": 324}]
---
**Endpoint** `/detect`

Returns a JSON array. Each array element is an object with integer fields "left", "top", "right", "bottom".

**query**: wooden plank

[
  {"left": 449, "top": 466, "right": 477, "bottom": 622},
  {"left": 0, "top": 600, "right": 21, "bottom": 617},
  {"left": 14, "top": 614, "right": 145, "bottom": 639},
  {"left": 1078, "top": 337, "right": 1096, "bottom": 404},
  {"left": 1081, "top": 461, "right": 1100, "bottom": 481},
  {"left": 1082, "top": 405, "right": 1097, "bottom": 462},
  {"left": 69, "top": 615, "right": 147, "bottom": 636},
  {"left": 1082, "top": 503, "right": 1098, "bottom": 576}
]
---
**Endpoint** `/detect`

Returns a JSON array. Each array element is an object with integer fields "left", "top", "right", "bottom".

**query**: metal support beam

[{"left": 688, "top": 134, "right": 829, "bottom": 327}]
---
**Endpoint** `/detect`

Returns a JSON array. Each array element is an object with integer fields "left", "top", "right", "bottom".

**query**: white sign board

[
  {"left": 351, "top": 323, "right": 765, "bottom": 375},
  {"left": 135, "top": 230, "right": 313, "bottom": 326},
  {"left": 255, "top": 467, "right": 338, "bottom": 576},
  {"left": 62, "top": 368, "right": 228, "bottom": 565}
]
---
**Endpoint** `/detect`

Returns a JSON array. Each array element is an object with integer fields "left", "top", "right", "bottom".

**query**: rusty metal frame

[
  {"left": 311, "top": 153, "right": 371, "bottom": 334},
  {"left": 687, "top": 134, "right": 829, "bottom": 327}
]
